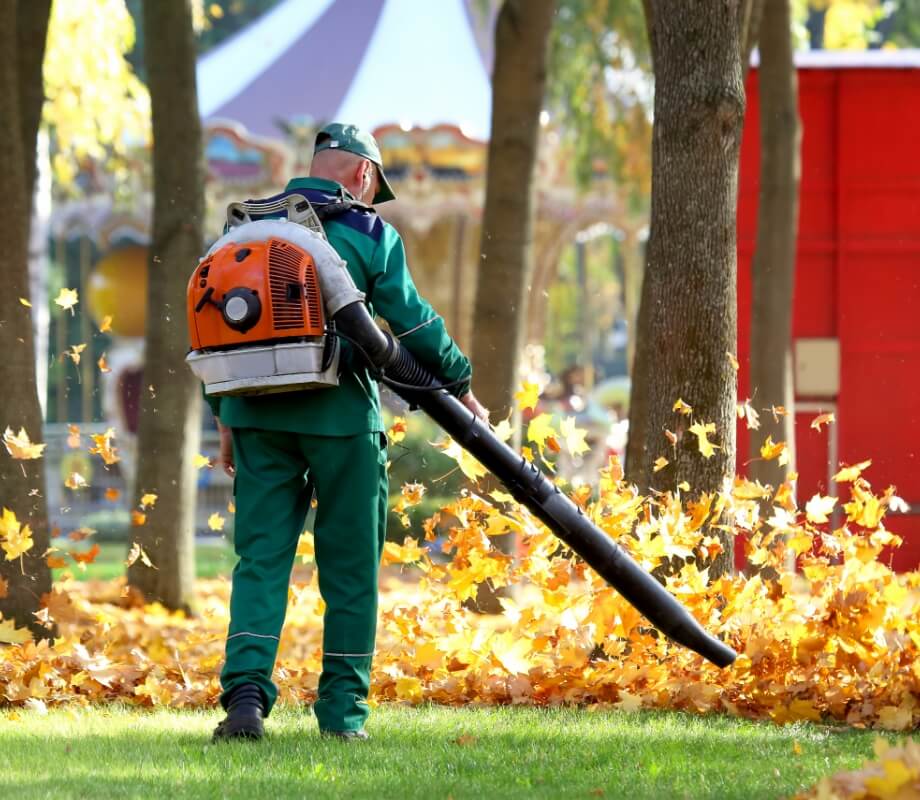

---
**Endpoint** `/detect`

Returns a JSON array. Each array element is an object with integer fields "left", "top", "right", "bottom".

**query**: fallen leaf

[
  {"left": 688, "top": 422, "right": 718, "bottom": 458},
  {"left": 131, "top": 510, "right": 146, "bottom": 527},
  {"left": 737, "top": 399, "right": 761, "bottom": 431},
  {"left": 0, "top": 508, "right": 34, "bottom": 560},
  {"left": 65, "top": 344, "right": 88, "bottom": 365},
  {"left": 125, "top": 542, "right": 155, "bottom": 569},
  {"left": 833, "top": 460, "right": 871, "bottom": 483},
  {"left": 104, "top": 487, "right": 120, "bottom": 502},
  {"left": 805, "top": 494, "right": 837, "bottom": 525},
  {"left": 97, "top": 354, "right": 111, "bottom": 373},
  {"left": 99, "top": 315, "right": 113, "bottom": 333},
  {"left": 194, "top": 454, "right": 212, "bottom": 470},
  {"left": 89, "top": 428, "right": 119, "bottom": 465},
  {"left": 64, "top": 472, "right": 88, "bottom": 490},
  {"left": 810, "top": 412, "right": 836, "bottom": 432},
  {"left": 653, "top": 457, "right": 669, "bottom": 473},
  {"left": 0, "top": 617, "right": 32, "bottom": 644},
  {"left": 67, "top": 424, "right": 81, "bottom": 449},
  {"left": 70, "top": 543, "right": 100, "bottom": 564},
  {"left": 387, "top": 417, "right": 408, "bottom": 444},
  {"left": 560, "top": 417, "right": 590, "bottom": 457},
  {"left": 208, "top": 513, "right": 225, "bottom": 532},
  {"left": 19, "top": 297, "right": 32, "bottom": 308},
  {"left": 140, "top": 493, "right": 157, "bottom": 509},
  {"left": 2, "top": 427, "right": 46, "bottom": 460},
  {"left": 514, "top": 381, "right": 540, "bottom": 413},
  {"left": 54, "top": 287, "right": 79, "bottom": 313}
]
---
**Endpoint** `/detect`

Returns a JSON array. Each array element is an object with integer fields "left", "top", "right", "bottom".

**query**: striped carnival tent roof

[{"left": 197, "top": 0, "right": 494, "bottom": 141}]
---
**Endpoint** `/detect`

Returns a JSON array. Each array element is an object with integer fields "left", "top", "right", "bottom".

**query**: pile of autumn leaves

[{"left": 1, "top": 394, "right": 919, "bottom": 793}]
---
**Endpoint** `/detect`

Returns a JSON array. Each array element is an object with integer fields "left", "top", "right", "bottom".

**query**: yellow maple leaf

[
  {"left": 673, "top": 398, "right": 693, "bottom": 415},
  {"left": 208, "top": 513, "right": 225, "bottom": 532},
  {"left": 65, "top": 343, "right": 87, "bottom": 365},
  {"left": 0, "top": 508, "right": 34, "bottom": 560},
  {"left": 560, "top": 417, "right": 590, "bottom": 457},
  {"left": 139, "top": 493, "right": 157, "bottom": 509},
  {"left": 193, "top": 453, "right": 212, "bottom": 469},
  {"left": 99, "top": 315, "right": 113, "bottom": 333},
  {"left": 514, "top": 381, "right": 540, "bottom": 413},
  {"left": 653, "top": 456, "right": 669, "bottom": 473},
  {"left": 527, "top": 413, "right": 556, "bottom": 456},
  {"left": 395, "top": 675, "right": 424, "bottom": 703},
  {"left": 760, "top": 436, "right": 789, "bottom": 465},
  {"left": 864, "top": 756, "right": 915, "bottom": 797},
  {"left": 688, "top": 421, "right": 718, "bottom": 458},
  {"left": 54, "top": 287, "right": 79, "bottom": 314},
  {"left": 2, "top": 427, "right": 46, "bottom": 459},
  {"left": 439, "top": 437, "right": 487, "bottom": 482},
  {"left": 0, "top": 616, "right": 33, "bottom": 644},
  {"left": 805, "top": 494, "right": 837, "bottom": 524},
  {"left": 833, "top": 460, "right": 871, "bottom": 483}
]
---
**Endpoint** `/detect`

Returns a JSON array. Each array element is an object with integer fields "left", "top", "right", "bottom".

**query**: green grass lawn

[
  {"left": 0, "top": 704, "right": 905, "bottom": 800},
  {"left": 53, "top": 539, "right": 237, "bottom": 582}
]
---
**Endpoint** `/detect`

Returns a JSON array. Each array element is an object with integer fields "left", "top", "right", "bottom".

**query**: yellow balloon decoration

[{"left": 86, "top": 246, "right": 149, "bottom": 337}]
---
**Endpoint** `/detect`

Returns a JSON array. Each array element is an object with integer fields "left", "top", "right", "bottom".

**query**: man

[{"left": 207, "top": 123, "right": 488, "bottom": 742}]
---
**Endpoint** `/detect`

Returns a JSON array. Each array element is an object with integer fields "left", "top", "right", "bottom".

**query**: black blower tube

[{"left": 335, "top": 304, "right": 738, "bottom": 669}]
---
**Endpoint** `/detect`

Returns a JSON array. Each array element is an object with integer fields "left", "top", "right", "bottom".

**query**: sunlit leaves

[
  {"left": 53, "top": 288, "right": 79, "bottom": 314},
  {"left": 139, "top": 493, "right": 157, "bottom": 509},
  {"left": 2, "top": 427, "right": 46, "bottom": 460},
  {"left": 805, "top": 494, "right": 837, "bottom": 524},
  {"left": 207, "top": 513, "right": 225, "bottom": 532},
  {"left": 688, "top": 421, "right": 718, "bottom": 458},
  {"left": 89, "top": 428, "right": 119, "bottom": 466},
  {"left": 560, "top": 417, "right": 590, "bottom": 457},
  {"left": 387, "top": 416, "right": 408, "bottom": 444},
  {"left": 0, "top": 617, "right": 32, "bottom": 645},
  {"left": 193, "top": 454, "right": 211, "bottom": 470},
  {"left": 0, "top": 508, "right": 33, "bottom": 560},
  {"left": 760, "top": 435, "right": 790, "bottom": 466},
  {"left": 736, "top": 398, "right": 761, "bottom": 431},
  {"left": 653, "top": 456, "right": 669, "bottom": 473},
  {"left": 438, "top": 438, "right": 487, "bottom": 482},
  {"left": 672, "top": 398, "right": 693, "bottom": 416},
  {"left": 834, "top": 460, "right": 872, "bottom": 483},
  {"left": 125, "top": 541, "right": 155, "bottom": 569},
  {"left": 514, "top": 381, "right": 540, "bottom": 413},
  {"left": 65, "top": 344, "right": 87, "bottom": 365}
]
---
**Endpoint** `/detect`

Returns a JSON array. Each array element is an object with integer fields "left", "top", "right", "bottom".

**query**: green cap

[{"left": 313, "top": 122, "right": 396, "bottom": 204}]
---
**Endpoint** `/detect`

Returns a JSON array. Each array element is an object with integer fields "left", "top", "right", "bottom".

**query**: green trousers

[{"left": 219, "top": 428, "right": 388, "bottom": 732}]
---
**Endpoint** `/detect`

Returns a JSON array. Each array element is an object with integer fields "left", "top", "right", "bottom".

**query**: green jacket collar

[{"left": 284, "top": 177, "right": 356, "bottom": 199}]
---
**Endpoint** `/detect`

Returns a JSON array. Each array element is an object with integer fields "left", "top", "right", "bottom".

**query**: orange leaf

[
  {"left": 3, "top": 427, "right": 46, "bottom": 459},
  {"left": 70, "top": 543, "right": 100, "bottom": 564}
]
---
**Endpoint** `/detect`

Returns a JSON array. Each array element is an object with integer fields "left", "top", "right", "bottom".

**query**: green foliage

[
  {"left": 43, "top": 0, "right": 149, "bottom": 193},
  {"left": 547, "top": 0, "right": 652, "bottom": 198}
]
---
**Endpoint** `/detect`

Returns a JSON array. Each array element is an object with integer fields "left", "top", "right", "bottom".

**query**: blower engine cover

[{"left": 186, "top": 226, "right": 341, "bottom": 396}]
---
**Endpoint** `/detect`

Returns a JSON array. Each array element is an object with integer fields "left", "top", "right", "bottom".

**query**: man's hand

[
  {"left": 459, "top": 391, "right": 490, "bottom": 422},
  {"left": 217, "top": 422, "right": 235, "bottom": 477}
]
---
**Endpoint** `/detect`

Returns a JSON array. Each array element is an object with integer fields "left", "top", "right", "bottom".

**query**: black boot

[{"left": 212, "top": 684, "right": 265, "bottom": 742}]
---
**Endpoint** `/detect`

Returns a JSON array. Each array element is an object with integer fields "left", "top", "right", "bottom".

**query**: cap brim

[{"left": 373, "top": 166, "right": 396, "bottom": 204}]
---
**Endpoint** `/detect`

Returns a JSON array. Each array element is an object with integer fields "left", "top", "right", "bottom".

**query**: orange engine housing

[{"left": 187, "top": 237, "right": 325, "bottom": 351}]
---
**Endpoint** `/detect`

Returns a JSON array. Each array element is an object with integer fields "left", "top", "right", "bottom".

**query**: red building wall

[{"left": 737, "top": 55, "right": 920, "bottom": 571}]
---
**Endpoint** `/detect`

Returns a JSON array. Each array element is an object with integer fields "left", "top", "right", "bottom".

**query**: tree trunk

[
  {"left": 0, "top": 1, "right": 53, "bottom": 640},
  {"left": 471, "top": 0, "right": 556, "bottom": 424},
  {"left": 748, "top": 0, "right": 800, "bottom": 490},
  {"left": 469, "top": 0, "right": 555, "bottom": 613},
  {"left": 626, "top": 1, "right": 747, "bottom": 577},
  {"left": 126, "top": 0, "right": 204, "bottom": 612}
]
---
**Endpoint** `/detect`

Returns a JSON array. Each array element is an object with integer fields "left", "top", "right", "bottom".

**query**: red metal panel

[{"left": 737, "top": 63, "right": 920, "bottom": 572}]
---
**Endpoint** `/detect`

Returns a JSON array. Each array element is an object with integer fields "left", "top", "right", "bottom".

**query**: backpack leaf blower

[{"left": 186, "top": 197, "right": 738, "bottom": 669}]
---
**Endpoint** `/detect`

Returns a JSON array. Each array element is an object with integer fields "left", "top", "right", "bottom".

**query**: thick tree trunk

[
  {"left": 748, "top": 0, "right": 800, "bottom": 489},
  {"left": 471, "top": 0, "right": 556, "bottom": 424},
  {"left": 126, "top": 0, "right": 204, "bottom": 612},
  {"left": 0, "top": 1, "right": 53, "bottom": 640},
  {"left": 626, "top": 1, "right": 747, "bottom": 577},
  {"left": 469, "top": 0, "right": 555, "bottom": 613}
]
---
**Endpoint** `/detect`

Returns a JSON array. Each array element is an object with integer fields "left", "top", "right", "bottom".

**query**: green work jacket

[{"left": 201, "top": 177, "right": 471, "bottom": 436}]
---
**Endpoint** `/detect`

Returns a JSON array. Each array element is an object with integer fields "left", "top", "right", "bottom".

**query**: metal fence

[{"left": 43, "top": 423, "right": 233, "bottom": 539}]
